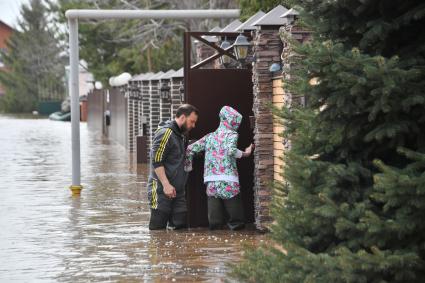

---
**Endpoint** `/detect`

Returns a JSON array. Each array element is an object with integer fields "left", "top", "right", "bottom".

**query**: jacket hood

[
  {"left": 157, "top": 120, "right": 182, "bottom": 136},
  {"left": 219, "top": 106, "right": 242, "bottom": 131}
]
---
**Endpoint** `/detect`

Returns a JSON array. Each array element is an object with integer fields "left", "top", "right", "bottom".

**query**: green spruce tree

[
  {"left": 233, "top": 0, "right": 425, "bottom": 282},
  {"left": 0, "top": 0, "right": 65, "bottom": 113}
]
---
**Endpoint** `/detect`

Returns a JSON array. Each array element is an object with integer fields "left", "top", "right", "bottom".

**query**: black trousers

[
  {"left": 149, "top": 189, "right": 187, "bottom": 230},
  {"left": 207, "top": 194, "right": 245, "bottom": 230},
  {"left": 149, "top": 209, "right": 187, "bottom": 230}
]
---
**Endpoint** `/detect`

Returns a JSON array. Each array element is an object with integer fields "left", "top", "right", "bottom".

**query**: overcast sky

[{"left": 0, "top": 0, "right": 31, "bottom": 28}]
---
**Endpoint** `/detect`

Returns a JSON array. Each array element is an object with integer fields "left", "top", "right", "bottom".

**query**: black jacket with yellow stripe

[{"left": 148, "top": 120, "right": 187, "bottom": 196}]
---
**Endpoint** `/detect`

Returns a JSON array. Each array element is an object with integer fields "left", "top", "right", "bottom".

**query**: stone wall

[
  {"left": 252, "top": 28, "right": 283, "bottom": 231},
  {"left": 280, "top": 24, "right": 311, "bottom": 109},
  {"left": 250, "top": 21, "right": 311, "bottom": 230}
]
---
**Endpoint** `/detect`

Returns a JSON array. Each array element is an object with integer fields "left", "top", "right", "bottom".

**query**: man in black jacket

[{"left": 148, "top": 104, "right": 199, "bottom": 230}]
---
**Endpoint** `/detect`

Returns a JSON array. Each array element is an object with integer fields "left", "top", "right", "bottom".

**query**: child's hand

[{"left": 244, "top": 144, "right": 254, "bottom": 156}]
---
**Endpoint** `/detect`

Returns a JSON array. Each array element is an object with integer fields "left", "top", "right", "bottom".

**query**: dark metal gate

[
  {"left": 87, "top": 89, "right": 106, "bottom": 133},
  {"left": 184, "top": 32, "right": 255, "bottom": 227},
  {"left": 108, "top": 88, "right": 128, "bottom": 148}
]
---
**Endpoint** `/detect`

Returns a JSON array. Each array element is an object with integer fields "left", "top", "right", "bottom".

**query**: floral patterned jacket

[{"left": 185, "top": 106, "right": 244, "bottom": 196}]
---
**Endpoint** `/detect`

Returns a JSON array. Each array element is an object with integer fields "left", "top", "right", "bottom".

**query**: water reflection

[{"left": 0, "top": 115, "right": 263, "bottom": 282}]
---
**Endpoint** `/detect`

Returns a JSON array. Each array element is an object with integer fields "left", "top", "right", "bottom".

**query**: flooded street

[{"left": 0, "top": 115, "right": 263, "bottom": 282}]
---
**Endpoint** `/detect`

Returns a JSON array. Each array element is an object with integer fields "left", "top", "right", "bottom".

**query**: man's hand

[
  {"left": 163, "top": 182, "right": 176, "bottom": 199},
  {"left": 154, "top": 166, "right": 176, "bottom": 198}
]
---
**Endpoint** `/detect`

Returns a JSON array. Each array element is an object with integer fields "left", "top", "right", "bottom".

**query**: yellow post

[{"left": 69, "top": 185, "right": 83, "bottom": 196}]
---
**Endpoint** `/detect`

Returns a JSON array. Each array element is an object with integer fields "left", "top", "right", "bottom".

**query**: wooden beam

[
  {"left": 192, "top": 34, "right": 237, "bottom": 59},
  {"left": 191, "top": 47, "right": 233, "bottom": 69}
]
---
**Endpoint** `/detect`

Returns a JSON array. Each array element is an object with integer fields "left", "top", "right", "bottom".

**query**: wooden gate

[{"left": 184, "top": 32, "right": 255, "bottom": 227}]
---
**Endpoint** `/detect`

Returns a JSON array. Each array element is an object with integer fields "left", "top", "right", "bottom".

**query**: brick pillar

[
  {"left": 159, "top": 78, "right": 172, "bottom": 122},
  {"left": 136, "top": 81, "right": 143, "bottom": 139},
  {"left": 142, "top": 79, "right": 151, "bottom": 153},
  {"left": 127, "top": 96, "right": 134, "bottom": 151},
  {"left": 127, "top": 81, "right": 138, "bottom": 153},
  {"left": 132, "top": 88, "right": 140, "bottom": 153},
  {"left": 149, "top": 79, "right": 161, "bottom": 154},
  {"left": 171, "top": 77, "right": 184, "bottom": 116},
  {"left": 252, "top": 28, "right": 283, "bottom": 231}
]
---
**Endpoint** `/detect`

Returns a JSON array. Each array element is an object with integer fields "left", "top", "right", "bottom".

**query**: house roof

[
  {"left": 143, "top": 72, "right": 156, "bottom": 80},
  {"left": 0, "top": 20, "right": 14, "bottom": 31},
  {"left": 253, "top": 5, "right": 289, "bottom": 26},
  {"left": 202, "top": 26, "right": 221, "bottom": 42},
  {"left": 143, "top": 72, "right": 155, "bottom": 80},
  {"left": 171, "top": 67, "right": 184, "bottom": 78},
  {"left": 280, "top": 8, "right": 299, "bottom": 24},
  {"left": 131, "top": 73, "right": 144, "bottom": 81},
  {"left": 210, "top": 26, "right": 222, "bottom": 32},
  {"left": 235, "top": 10, "right": 266, "bottom": 31},
  {"left": 221, "top": 19, "right": 243, "bottom": 32},
  {"left": 136, "top": 72, "right": 156, "bottom": 82},
  {"left": 281, "top": 8, "right": 299, "bottom": 18},
  {"left": 130, "top": 74, "right": 142, "bottom": 81},
  {"left": 149, "top": 71, "right": 165, "bottom": 81},
  {"left": 131, "top": 72, "right": 155, "bottom": 81},
  {"left": 161, "top": 69, "right": 176, "bottom": 80}
]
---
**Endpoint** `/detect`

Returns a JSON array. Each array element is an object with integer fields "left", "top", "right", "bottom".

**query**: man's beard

[{"left": 181, "top": 121, "right": 188, "bottom": 133}]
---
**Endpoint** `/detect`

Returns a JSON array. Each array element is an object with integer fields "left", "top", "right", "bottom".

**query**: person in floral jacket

[{"left": 185, "top": 106, "right": 253, "bottom": 230}]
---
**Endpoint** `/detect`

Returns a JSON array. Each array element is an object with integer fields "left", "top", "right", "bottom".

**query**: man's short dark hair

[{"left": 176, "top": 104, "right": 199, "bottom": 118}]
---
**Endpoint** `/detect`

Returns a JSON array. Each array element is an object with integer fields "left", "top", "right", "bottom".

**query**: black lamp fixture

[
  {"left": 128, "top": 82, "right": 134, "bottom": 99},
  {"left": 179, "top": 83, "right": 185, "bottom": 102},
  {"left": 128, "top": 82, "right": 137, "bottom": 100},
  {"left": 160, "top": 82, "right": 171, "bottom": 101},
  {"left": 219, "top": 37, "right": 232, "bottom": 67},
  {"left": 135, "top": 81, "right": 142, "bottom": 100},
  {"left": 233, "top": 33, "right": 251, "bottom": 63},
  {"left": 133, "top": 82, "right": 142, "bottom": 100}
]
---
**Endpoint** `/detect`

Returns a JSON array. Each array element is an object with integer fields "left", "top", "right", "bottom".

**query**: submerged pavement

[{"left": 0, "top": 115, "right": 264, "bottom": 282}]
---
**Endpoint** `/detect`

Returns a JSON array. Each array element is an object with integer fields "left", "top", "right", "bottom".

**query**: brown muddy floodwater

[{"left": 0, "top": 115, "right": 264, "bottom": 282}]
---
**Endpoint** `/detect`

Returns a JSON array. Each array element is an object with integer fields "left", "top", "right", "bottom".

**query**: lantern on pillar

[
  {"left": 233, "top": 33, "right": 251, "bottom": 63},
  {"left": 179, "top": 83, "right": 185, "bottom": 103},
  {"left": 160, "top": 83, "right": 171, "bottom": 101},
  {"left": 219, "top": 38, "right": 232, "bottom": 67}
]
